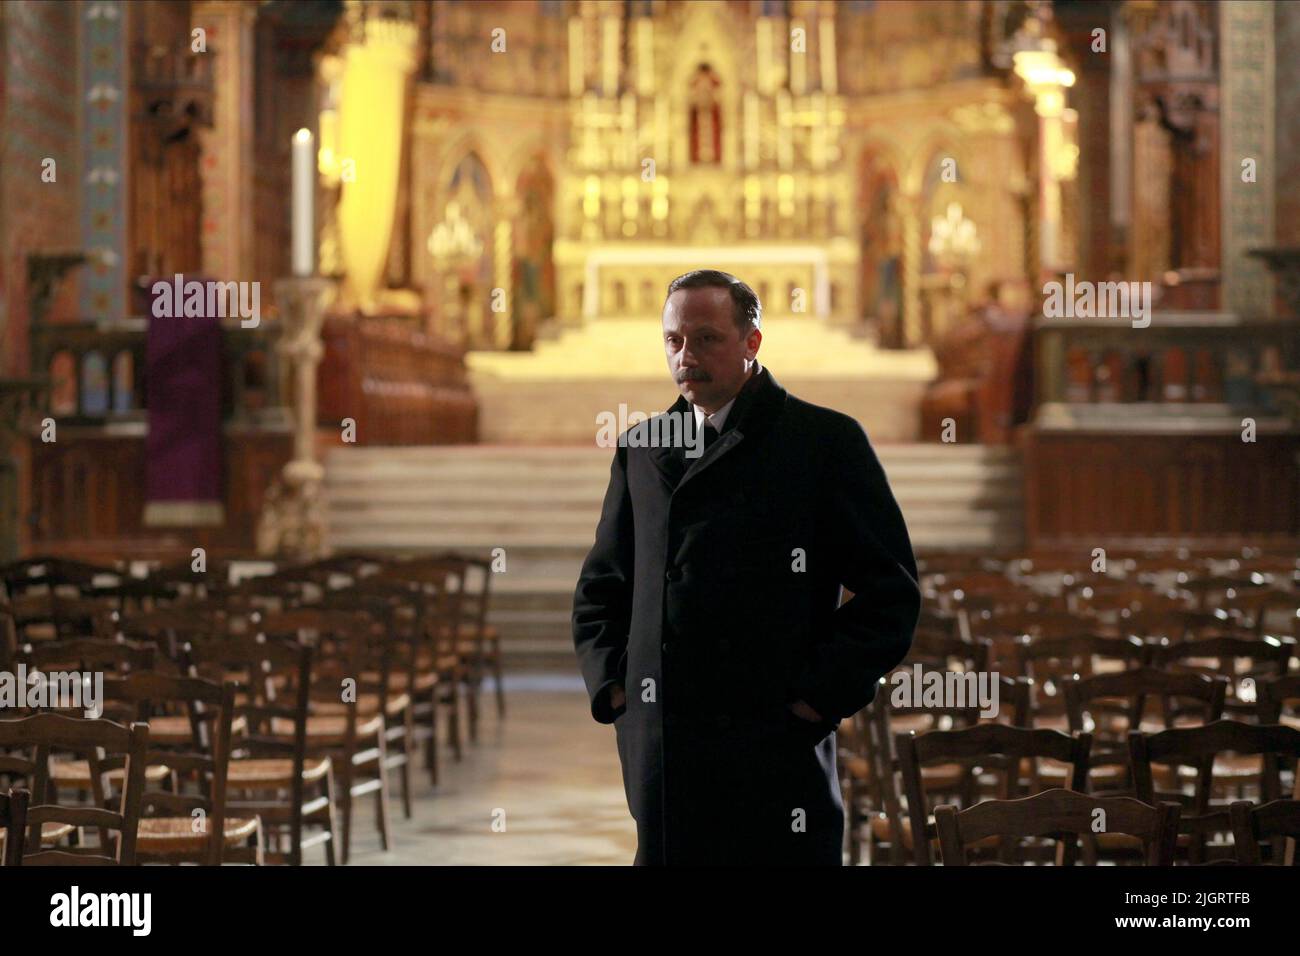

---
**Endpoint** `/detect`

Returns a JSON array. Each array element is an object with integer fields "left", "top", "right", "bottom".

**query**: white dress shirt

[{"left": 692, "top": 393, "right": 738, "bottom": 434}]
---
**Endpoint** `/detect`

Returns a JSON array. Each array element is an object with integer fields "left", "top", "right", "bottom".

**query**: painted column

[
  {"left": 1220, "top": 0, "right": 1275, "bottom": 317},
  {"left": 79, "top": 0, "right": 128, "bottom": 319}
]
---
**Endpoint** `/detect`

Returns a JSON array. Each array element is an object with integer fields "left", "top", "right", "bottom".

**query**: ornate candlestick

[{"left": 260, "top": 277, "right": 332, "bottom": 560}]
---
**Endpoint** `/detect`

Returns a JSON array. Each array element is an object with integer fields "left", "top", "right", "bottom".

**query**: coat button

[
  {"left": 661, "top": 641, "right": 671, "bottom": 655},
  {"left": 665, "top": 567, "right": 681, "bottom": 582}
]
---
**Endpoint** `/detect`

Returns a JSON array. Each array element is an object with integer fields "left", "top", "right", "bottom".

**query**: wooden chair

[
  {"left": 1131, "top": 720, "right": 1300, "bottom": 863},
  {"left": 1063, "top": 667, "right": 1227, "bottom": 797},
  {"left": 1015, "top": 633, "right": 1147, "bottom": 740},
  {"left": 1229, "top": 798, "right": 1300, "bottom": 865},
  {"left": 1148, "top": 635, "right": 1293, "bottom": 723},
  {"left": 185, "top": 637, "right": 338, "bottom": 865},
  {"left": 333, "top": 577, "right": 447, "bottom": 785},
  {"left": 94, "top": 673, "right": 259, "bottom": 864},
  {"left": 935, "top": 788, "right": 1181, "bottom": 865},
  {"left": 375, "top": 559, "right": 471, "bottom": 765},
  {"left": 0, "top": 788, "right": 29, "bottom": 866},
  {"left": 897, "top": 723, "right": 1092, "bottom": 864},
  {"left": 0, "top": 713, "right": 148, "bottom": 864},
  {"left": 317, "top": 588, "right": 422, "bottom": 818},
  {"left": 257, "top": 609, "right": 397, "bottom": 863},
  {"left": 441, "top": 551, "right": 505, "bottom": 737},
  {"left": 852, "top": 673, "right": 1029, "bottom": 864}
]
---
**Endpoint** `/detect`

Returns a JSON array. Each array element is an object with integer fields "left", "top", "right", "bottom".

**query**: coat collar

[{"left": 649, "top": 361, "right": 787, "bottom": 495}]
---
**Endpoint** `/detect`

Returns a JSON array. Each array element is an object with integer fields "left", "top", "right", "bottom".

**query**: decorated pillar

[
  {"left": 1220, "top": 0, "right": 1275, "bottom": 317},
  {"left": 193, "top": 0, "right": 257, "bottom": 282},
  {"left": 78, "top": 0, "right": 129, "bottom": 319}
]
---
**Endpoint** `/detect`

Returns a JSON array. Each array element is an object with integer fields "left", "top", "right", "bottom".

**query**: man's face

[{"left": 663, "top": 287, "right": 761, "bottom": 413}]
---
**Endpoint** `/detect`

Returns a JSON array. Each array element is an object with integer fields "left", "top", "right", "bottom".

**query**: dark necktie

[{"left": 702, "top": 420, "right": 720, "bottom": 452}]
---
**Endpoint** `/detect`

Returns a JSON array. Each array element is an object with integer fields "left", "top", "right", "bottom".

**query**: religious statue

[{"left": 688, "top": 63, "right": 722, "bottom": 165}]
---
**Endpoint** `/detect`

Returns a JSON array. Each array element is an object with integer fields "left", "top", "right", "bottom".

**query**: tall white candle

[{"left": 291, "top": 127, "right": 315, "bottom": 277}]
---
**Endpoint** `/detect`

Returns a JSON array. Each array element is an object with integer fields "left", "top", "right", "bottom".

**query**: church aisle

[{"left": 324, "top": 677, "right": 637, "bottom": 866}]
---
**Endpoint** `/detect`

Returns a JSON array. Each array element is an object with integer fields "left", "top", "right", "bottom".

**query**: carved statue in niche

[
  {"left": 1133, "top": 0, "right": 1220, "bottom": 304},
  {"left": 689, "top": 63, "right": 722, "bottom": 165},
  {"left": 859, "top": 156, "right": 904, "bottom": 348},
  {"left": 511, "top": 162, "right": 556, "bottom": 350}
]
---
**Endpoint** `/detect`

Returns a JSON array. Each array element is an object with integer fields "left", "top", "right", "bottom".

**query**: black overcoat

[{"left": 573, "top": 363, "right": 920, "bottom": 865}]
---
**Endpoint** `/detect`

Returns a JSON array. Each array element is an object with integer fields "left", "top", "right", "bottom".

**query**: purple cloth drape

[{"left": 144, "top": 278, "right": 223, "bottom": 525}]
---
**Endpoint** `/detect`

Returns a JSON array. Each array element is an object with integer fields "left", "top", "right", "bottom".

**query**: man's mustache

[{"left": 677, "top": 370, "right": 711, "bottom": 383}]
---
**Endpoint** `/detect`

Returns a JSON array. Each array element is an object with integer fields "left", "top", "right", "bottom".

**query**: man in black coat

[{"left": 573, "top": 269, "right": 920, "bottom": 865}]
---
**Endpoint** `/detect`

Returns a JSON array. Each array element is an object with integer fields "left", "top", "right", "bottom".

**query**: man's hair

[{"left": 665, "top": 270, "right": 762, "bottom": 334}]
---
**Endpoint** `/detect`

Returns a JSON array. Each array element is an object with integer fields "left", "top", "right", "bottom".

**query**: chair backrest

[
  {"left": 257, "top": 608, "right": 386, "bottom": 730},
  {"left": 0, "top": 788, "right": 29, "bottom": 866},
  {"left": 897, "top": 722, "right": 1092, "bottom": 864},
  {"left": 1223, "top": 588, "right": 1299, "bottom": 639},
  {"left": 0, "top": 713, "right": 149, "bottom": 865},
  {"left": 1117, "top": 608, "right": 1239, "bottom": 643},
  {"left": 935, "top": 787, "right": 1181, "bottom": 865},
  {"left": 108, "top": 606, "right": 217, "bottom": 661},
  {"left": 375, "top": 557, "right": 467, "bottom": 654},
  {"left": 1016, "top": 633, "right": 1147, "bottom": 722},
  {"left": 1065, "top": 666, "right": 1227, "bottom": 738},
  {"left": 17, "top": 637, "right": 157, "bottom": 692},
  {"left": 317, "top": 586, "right": 423, "bottom": 695},
  {"left": 1148, "top": 635, "right": 1293, "bottom": 721},
  {"left": 1229, "top": 799, "right": 1300, "bottom": 865},
  {"left": 97, "top": 672, "right": 236, "bottom": 864},
  {"left": 441, "top": 552, "right": 493, "bottom": 645},
  {"left": 1063, "top": 667, "right": 1227, "bottom": 794},
  {"left": 1131, "top": 719, "right": 1300, "bottom": 813}
]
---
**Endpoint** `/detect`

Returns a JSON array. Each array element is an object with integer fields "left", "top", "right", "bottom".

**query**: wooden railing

[
  {"left": 1024, "top": 311, "right": 1300, "bottom": 551},
  {"left": 317, "top": 315, "right": 478, "bottom": 445},
  {"left": 29, "top": 318, "right": 286, "bottom": 428}
]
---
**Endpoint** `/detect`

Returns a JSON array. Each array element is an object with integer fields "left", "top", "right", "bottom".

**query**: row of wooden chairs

[
  {"left": 842, "top": 624, "right": 1300, "bottom": 863},
  {"left": 0, "top": 551, "right": 506, "bottom": 865}
]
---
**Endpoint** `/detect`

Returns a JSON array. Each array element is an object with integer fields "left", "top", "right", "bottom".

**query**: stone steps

[{"left": 323, "top": 443, "right": 1024, "bottom": 667}]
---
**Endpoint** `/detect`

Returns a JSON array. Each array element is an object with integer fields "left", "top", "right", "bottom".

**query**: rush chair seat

[
  {"left": 136, "top": 816, "right": 262, "bottom": 858},
  {"left": 49, "top": 760, "right": 171, "bottom": 790},
  {"left": 226, "top": 756, "right": 332, "bottom": 786},
  {"left": 0, "top": 820, "right": 72, "bottom": 856}
]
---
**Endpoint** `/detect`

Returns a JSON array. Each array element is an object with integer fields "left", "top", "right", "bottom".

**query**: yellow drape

[{"left": 337, "top": 18, "right": 416, "bottom": 311}]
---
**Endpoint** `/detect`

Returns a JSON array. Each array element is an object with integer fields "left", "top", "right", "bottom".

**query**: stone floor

[{"left": 315, "top": 673, "right": 638, "bottom": 866}]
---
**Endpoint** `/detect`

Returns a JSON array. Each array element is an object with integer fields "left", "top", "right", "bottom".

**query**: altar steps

[{"left": 323, "top": 444, "right": 1023, "bottom": 668}]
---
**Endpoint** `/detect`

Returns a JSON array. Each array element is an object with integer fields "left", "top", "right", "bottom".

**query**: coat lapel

[{"left": 672, "top": 362, "right": 787, "bottom": 496}]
